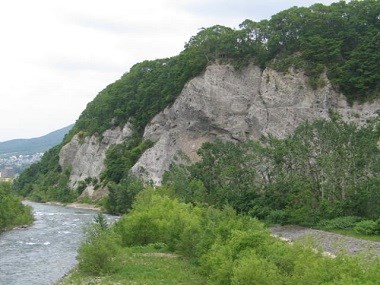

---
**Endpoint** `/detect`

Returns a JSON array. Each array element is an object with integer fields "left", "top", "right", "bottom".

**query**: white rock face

[
  {"left": 59, "top": 64, "right": 379, "bottom": 189},
  {"left": 131, "top": 64, "right": 379, "bottom": 184},
  {"left": 59, "top": 123, "right": 133, "bottom": 189}
]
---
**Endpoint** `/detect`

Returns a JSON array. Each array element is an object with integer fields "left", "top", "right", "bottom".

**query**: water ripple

[{"left": 0, "top": 201, "right": 116, "bottom": 285}]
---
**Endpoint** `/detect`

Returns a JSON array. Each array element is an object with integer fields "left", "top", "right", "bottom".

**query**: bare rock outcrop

[
  {"left": 131, "top": 64, "right": 379, "bottom": 184},
  {"left": 58, "top": 64, "right": 379, "bottom": 189},
  {"left": 59, "top": 123, "right": 133, "bottom": 193}
]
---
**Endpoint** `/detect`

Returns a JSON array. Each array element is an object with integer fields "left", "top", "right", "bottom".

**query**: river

[{"left": 0, "top": 201, "right": 115, "bottom": 285}]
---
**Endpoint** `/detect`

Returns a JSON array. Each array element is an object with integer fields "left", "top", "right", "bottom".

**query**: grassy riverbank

[{"left": 59, "top": 244, "right": 205, "bottom": 285}]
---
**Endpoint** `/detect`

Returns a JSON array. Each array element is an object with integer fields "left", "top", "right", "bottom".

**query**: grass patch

[
  {"left": 59, "top": 245, "right": 206, "bottom": 285},
  {"left": 327, "top": 229, "right": 380, "bottom": 242}
]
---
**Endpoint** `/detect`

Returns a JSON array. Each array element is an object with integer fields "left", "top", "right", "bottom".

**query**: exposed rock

[
  {"left": 59, "top": 64, "right": 379, "bottom": 189},
  {"left": 131, "top": 64, "right": 379, "bottom": 184},
  {"left": 59, "top": 123, "right": 133, "bottom": 192}
]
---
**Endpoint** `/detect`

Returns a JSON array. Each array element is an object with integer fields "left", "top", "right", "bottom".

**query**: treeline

[
  {"left": 75, "top": 189, "right": 380, "bottom": 284},
  {"left": 0, "top": 182, "right": 33, "bottom": 231}
]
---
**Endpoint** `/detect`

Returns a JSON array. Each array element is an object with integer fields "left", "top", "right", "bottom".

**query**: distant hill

[{"left": 0, "top": 125, "right": 73, "bottom": 155}]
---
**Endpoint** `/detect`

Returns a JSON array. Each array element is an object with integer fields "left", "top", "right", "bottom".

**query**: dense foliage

[
  {"left": 0, "top": 182, "right": 33, "bottom": 231},
  {"left": 101, "top": 136, "right": 153, "bottom": 213},
  {"left": 164, "top": 117, "right": 380, "bottom": 226},
  {"left": 101, "top": 137, "right": 154, "bottom": 184},
  {"left": 76, "top": 189, "right": 380, "bottom": 284}
]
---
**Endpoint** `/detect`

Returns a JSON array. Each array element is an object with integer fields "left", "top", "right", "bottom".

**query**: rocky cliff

[
  {"left": 59, "top": 123, "right": 133, "bottom": 196},
  {"left": 59, "top": 64, "right": 380, "bottom": 190},
  {"left": 131, "top": 64, "right": 379, "bottom": 184}
]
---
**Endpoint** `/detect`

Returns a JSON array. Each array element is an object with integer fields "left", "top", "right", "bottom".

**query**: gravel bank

[{"left": 270, "top": 225, "right": 380, "bottom": 257}]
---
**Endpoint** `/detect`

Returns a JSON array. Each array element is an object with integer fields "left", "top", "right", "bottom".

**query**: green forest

[{"left": 0, "top": 182, "right": 33, "bottom": 231}]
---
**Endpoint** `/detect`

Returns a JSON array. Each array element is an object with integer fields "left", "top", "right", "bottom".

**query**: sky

[{"left": 0, "top": 0, "right": 338, "bottom": 142}]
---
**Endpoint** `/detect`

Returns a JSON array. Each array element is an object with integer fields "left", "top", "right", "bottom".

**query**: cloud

[
  {"left": 48, "top": 57, "right": 125, "bottom": 73},
  {"left": 70, "top": 16, "right": 144, "bottom": 34},
  {"left": 180, "top": 0, "right": 339, "bottom": 23}
]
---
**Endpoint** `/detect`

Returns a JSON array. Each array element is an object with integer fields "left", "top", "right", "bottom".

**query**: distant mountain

[{"left": 0, "top": 124, "right": 73, "bottom": 156}]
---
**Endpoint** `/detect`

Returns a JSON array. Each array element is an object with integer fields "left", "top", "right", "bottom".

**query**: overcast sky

[{"left": 0, "top": 0, "right": 338, "bottom": 142}]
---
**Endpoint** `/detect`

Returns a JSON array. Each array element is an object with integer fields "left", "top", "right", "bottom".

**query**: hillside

[
  {"left": 0, "top": 124, "right": 73, "bottom": 156},
  {"left": 14, "top": 0, "right": 379, "bottom": 214}
]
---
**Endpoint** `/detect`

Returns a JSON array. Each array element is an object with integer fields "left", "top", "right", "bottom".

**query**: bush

[
  {"left": 200, "top": 228, "right": 272, "bottom": 285},
  {"left": 115, "top": 191, "right": 203, "bottom": 252},
  {"left": 375, "top": 219, "right": 380, "bottom": 235},
  {"left": 77, "top": 218, "right": 121, "bottom": 275},
  {"left": 77, "top": 231, "right": 120, "bottom": 275},
  {"left": 353, "top": 220, "right": 377, "bottom": 235},
  {"left": 231, "top": 250, "right": 282, "bottom": 285},
  {"left": 317, "top": 216, "right": 363, "bottom": 230},
  {"left": 118, "top": 212, "right": 161, "bottom": 246}
]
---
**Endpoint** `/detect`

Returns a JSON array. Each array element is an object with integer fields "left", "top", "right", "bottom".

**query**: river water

[{"left": 0, "top": 201, "right": 115, "bottom": 285}]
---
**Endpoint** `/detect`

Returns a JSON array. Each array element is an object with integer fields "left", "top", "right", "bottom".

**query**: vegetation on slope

[
  {"left": 14, "top": 0, "right": 380, "bottom": 202},
  {"left": 12, "top": 145, "right": 76, "bottom": 203},
  {"left": 0, "top": 182, "right": 33, "bottom": 231}
]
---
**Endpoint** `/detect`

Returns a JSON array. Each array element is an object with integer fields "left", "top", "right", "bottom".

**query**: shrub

[
  {"left": 231, "top": 250, "right": 282, "bottom": 285},
  {"left": 353, "top": 220, "right": 377, "bottom": 235},
  {"left": 115, "top": 191, "right": 204, "bottom": 251},
  {"left": 375, "top": 219, "right": 380, "bottom": 235},
  {"left": 201, "top": 228, "right": 272, "bottom": 285},
  {"left": 317, "top": 216, "right": 363, "bottom": 230},
  {"left": 77, "top": 231, "right": 120, "bottom": 275},
  {"left": 117, "top": 212, "right": 161, "bottom": 246}
]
